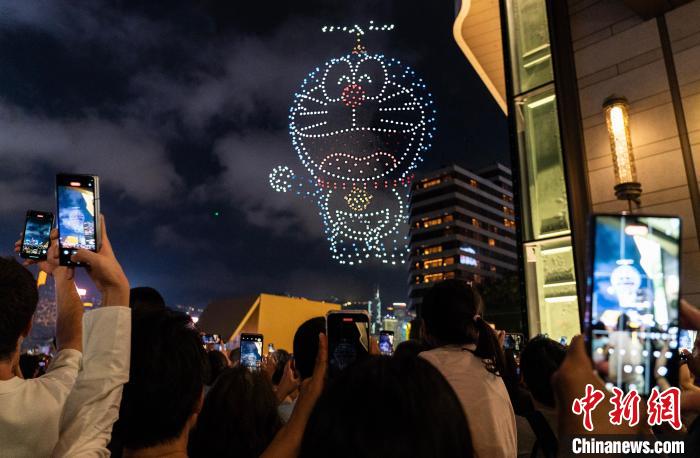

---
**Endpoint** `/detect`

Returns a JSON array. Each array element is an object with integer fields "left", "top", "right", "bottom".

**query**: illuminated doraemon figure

[{"left": 270, "top": 23, "right": 436, "bottom": 265}]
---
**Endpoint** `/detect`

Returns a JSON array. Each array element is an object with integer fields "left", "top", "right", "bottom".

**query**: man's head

[
  {"left": 129, "top": 286, "right": 166, "bottom": 314},
  {"left": 117, "top": 309, "right": 206, "bottom": 451},
  {"left": 420, "top": 280, "right": 483, "bottom": 346},
  {"left": 293, "top": 317, "right": 326, "bottom": 380},
  {"left": 0, "top": 257, "right": 38, "bottom": 361},
  {"left": 520, "top": 335, "right": 566, "bottom": 407}
]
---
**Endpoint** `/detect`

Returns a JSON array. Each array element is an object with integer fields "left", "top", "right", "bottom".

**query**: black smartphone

[
  {"left": 56, "top": 174, "right": 101, "bottom": 266},
  {"left": 20, "top": 210, "right": 54, "bottom": 260},
  {"left": 326, "top": 311, "right": 370, "bottom": 378},
  {"left": 379, "top": 330, "right": 394, "bottom": 356},
  {"left": 240, "top": 333, "right": 264, "bottom": 371},
  {"left": 586, "top": 214, "right": 682, "bottom": 396}
]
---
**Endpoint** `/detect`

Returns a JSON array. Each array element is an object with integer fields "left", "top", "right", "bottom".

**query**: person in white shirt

[
  {"left": 2, "top": 216, "right": 131, "bottom": 458},
  {"left": 0, "top": 255, "right": 83, "bottom": 457},
  {"left": 419, "top": 280, "right": 517, "bottom": 458}
]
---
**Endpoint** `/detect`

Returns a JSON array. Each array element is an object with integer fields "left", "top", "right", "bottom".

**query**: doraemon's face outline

[{"left": 289, "top": 53, "right": 435, "bottom": 184}]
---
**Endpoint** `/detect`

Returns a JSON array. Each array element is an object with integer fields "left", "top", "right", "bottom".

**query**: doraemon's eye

[
  {"left": 322, "top": 59, "right": 353, "bottom": 102},
  {"left": 355, "top": 57, "right": 386, "bottom": 100}
]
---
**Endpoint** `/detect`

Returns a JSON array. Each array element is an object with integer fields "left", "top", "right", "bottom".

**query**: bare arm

[{"left": 53, "top": 268, "right": 83, "bottom": 353}]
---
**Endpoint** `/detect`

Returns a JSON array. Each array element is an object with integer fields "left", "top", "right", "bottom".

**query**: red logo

[
  {"left": 609, "top": 387, "right": 641, "bottom": 427},
  {"left": 572, "top": 384, "right": 605, "bottom": 431},
  {"left": 647, "top": 387, "right": 682, "bottom": 430}
]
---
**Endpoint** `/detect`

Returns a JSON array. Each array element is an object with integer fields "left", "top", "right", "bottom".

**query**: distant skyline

[{"left": 0, "top": 0, "right": 509, "bottom": 307}]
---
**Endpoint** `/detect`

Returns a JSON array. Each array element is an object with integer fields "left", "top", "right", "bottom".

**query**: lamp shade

[{"left": 603, "top": 96, "right": 636, "bottom": 185}]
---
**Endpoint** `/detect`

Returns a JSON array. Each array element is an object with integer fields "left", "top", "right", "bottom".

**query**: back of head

[
  {"left": 271, "top": 349, "right": 291, "bottom": 385},
  {"left": 293, "top": 317, "right": 326, "bottom": 380},
  {"left": 206, "top": 350, "right": 229, "bottom": 385},
  {"left": 420, "top": 280, "right": 505, "bottom": 375},
  {"left": 229, "top": 347, "right": 241, "bottom": 367},
  {"left": 117, "top": 309, "right": 206, "bottom": 450},
  {"left": 188, "top": 366, "right": 282, "bottom": 458},
  {"left": 520, "top": 336, "right": 566, "bottom": 407},
  {"left": 300, "top": 356, "right": 473, "bottom": 458},
  {"left": 0, "top": 257, "right": 38, "bottom": 361},
  {"left": 129, "top": 286, "right": 166, "bottom": 314}
]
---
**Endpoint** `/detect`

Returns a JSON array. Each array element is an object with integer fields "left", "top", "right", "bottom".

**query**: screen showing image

[
  {"left": 328, "top": 315, "right": 370, "bottom": 376},
  {"left": 58, "top": 184, "right": 96, "bottom": 251},
  {"left": 379, "top": 333, "right": 394, "bottom": 355},
  {"left": 240, "top": 336, "right": 263, "bottom": 370},
  {"left": 590, "top": 215, "right": 681, "bottom": 396},
  {"left": 22, "top": 215, "right": 52, "bottom": 258}
]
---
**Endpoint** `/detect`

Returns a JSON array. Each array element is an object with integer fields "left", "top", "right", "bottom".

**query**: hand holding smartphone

[
  {"left": 379, "top": 330, "right": 394, "bottom": 356},
  {"left": 56, "top": 174, "right": 101, "bottom": 267}
]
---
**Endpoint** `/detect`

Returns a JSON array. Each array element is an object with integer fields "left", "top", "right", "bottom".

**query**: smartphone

[
  {"left": 586, "top": 214, "right": 681, "bottom": 396},
  {"left": 56, "top": 174, "right": 101, "bottom": 266},
  {"left": 201, "top": 334, "right": 220, "bottom": 345},
  {"left": 379, "top": 330, "right": 394, "bottom": 356},
  {"left": 240, "top": 333, "right": 264, "bottom": 371},
  {"left": 20, "top": 210, "right": 54, "bottom": 260},
  {"left": 326, "top": 311, "right": 370, "bottom": 378},
  {"left": 504, "top": 333, "right": 525, "bottom": 352}
]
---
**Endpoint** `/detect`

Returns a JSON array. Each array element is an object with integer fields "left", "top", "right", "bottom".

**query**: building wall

[{"left": 568, "top": 0, "right": 700, "bottom": 304}]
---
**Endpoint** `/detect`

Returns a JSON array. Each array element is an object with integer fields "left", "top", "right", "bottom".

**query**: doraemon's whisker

[
  {"left": 297, "top": 94, "right": 328, "bottom": 106},
  {"left": 296, "top": 110, "right": 329, "bottom": 116},
  {"left": 298, "top": 121, "right": 328, "bottom": 132},
  {"left": 378, "top": 106, "right": 417, "bottom": 112}
]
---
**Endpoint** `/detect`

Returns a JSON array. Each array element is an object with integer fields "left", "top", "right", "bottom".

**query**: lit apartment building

[{"left": 408, "top": 163, "right": 518, "bottom": 308}]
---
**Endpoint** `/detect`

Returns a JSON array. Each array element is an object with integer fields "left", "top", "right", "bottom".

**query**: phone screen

[
  {"left": 202, "top": 334, "right": 220, "bottom": 345},
  {"left": 56, "top": 175, "right": 99, "bottom": 265},
  {"left": 379, "top": 331, "right": 394, "bottom": 356},
  {"left": 327, "top": 312, "right": 370, "bottom": 377},
  {"left": 21, "top": 211, "right": 53, "bottom": 260},
  {"left": 240, "top": 334, "right": 263, "bottom": 371},
  {"left": 588, "top": 214, "right": 681, "bottom": 396}
]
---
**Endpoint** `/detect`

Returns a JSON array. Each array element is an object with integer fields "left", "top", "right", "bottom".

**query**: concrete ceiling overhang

[{"left": 453, "top": 0, "right": 508, "bottom": 114}]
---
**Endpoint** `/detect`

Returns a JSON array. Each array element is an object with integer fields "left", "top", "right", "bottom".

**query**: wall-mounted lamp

[{"left": 603, "top": 96, "right": 641, "bottom": 210}]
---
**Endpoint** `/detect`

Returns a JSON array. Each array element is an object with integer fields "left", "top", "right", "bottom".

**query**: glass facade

[{"left": 505, "top": 0, "right": 580, "bottom": 341}]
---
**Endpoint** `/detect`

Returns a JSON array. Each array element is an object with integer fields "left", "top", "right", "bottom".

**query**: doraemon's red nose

[{"left": 341, "top": 83, "right": 366, "bottom": 108}]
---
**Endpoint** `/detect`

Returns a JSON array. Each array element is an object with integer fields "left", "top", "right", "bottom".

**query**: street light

[{"left": 603, "top": 96, "right": 641, "bottom": 210}]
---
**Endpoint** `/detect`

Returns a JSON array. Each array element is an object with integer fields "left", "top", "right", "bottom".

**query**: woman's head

[
  {"left": 205, "top": 350, "right": 229, "bottom": 386},
  {"left": 188, "top": 366, "right": 282, "bottom": 458},
  {"left": 520, "top": 336, "right": 566, "bottom": 407},
  {"left": 300, "top": 356, "right": 473, "bottom": 458},
  {"left": 420, "top": 280, "right": 506, "bottom": 375}
]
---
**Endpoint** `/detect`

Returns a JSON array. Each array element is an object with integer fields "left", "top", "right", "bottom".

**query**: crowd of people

[{"left": 2, "top": 218, "right": 700, "bottom": 457}]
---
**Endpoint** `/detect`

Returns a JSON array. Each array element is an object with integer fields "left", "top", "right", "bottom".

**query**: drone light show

[{"left": 269, "top": 22, "right": 436, "bottom": 265}]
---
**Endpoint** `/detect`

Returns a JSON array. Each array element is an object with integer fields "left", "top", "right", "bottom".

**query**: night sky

[{"left": 0, "top": 0, "right": 509, "bottom": 308}]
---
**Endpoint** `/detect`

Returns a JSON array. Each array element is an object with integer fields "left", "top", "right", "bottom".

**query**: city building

[
  {"left": 453, "top": 0, "right": 700, "bottom": 340},
  {"left": 408, "top": 163, "right": 518, "bottom": 309},
  {"left": 197, "top": 293, "right": 340, "bottom": 353}
]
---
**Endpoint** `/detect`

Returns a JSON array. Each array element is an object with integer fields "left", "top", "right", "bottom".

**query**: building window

[
  {"left": 471, "top": 218, "right": 480, "bottom": 227},
  {"left": 423, "top": 273, "right": 444, "bottom": 283},
  {"left": 423, "top": 217, "right": 442, "bottom": 228},
  {"left": 469, "top": 179, "right": 478, "bottom": 188},
  {"left": 488, "top": 238, "right": 496, "bottom": 247},
  {"left": 460, "top": 255, "right": 478, "bottom": 267},
  {"left": 443, "top": 257, "right": 455, "bottom": 266},
  {"left": 444, "top": 272, "right": 456, "bottom": 280},
  {"left": 444, "top": 214, "right": 454, "bottom": 223},
  {"left": 490, "top": 266, "right": 497, "bottom": 272},
  {"left": 423, "top": 245, "right": 443, "bottom": 255},
  {"left": 504, "top": 219, "right": 516, "bottom": 229},
  {"left": 423, "top": 259, "right": 443, "bottom": 269},
  {"left": 420, "top": 178, "right": 441, "bottom": 189}
]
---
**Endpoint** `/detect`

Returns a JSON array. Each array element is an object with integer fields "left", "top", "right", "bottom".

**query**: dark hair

[
  {"left": 129, "top": 286, "right": 166, "bottom": 313},
  {"left": 293, "top": 317, "right": 326, "bottom": 380},
  {"left": 300, "top": 356, "right": 473, "bottom": 458},
  {"left": 271, "top": 349, "right": 291, "bottom": 385},
  {"left": 116, "top": 309, "right": 206, "bottom": 450},
  {"left": 0, "top": 258, "right": 38, "bottom": 360},
  {"left": 520, "top": 336, "right": 566, "bottom": 407},
  {"left": 19, "top": 353, "right": 40, "bottom": 379},
  {"left": 420, "top": 280, "right": 506, "bottom": 375},
  {"left": 188, "top": 366, "right": 282, "bottom": 458},
  {"left": 393, "top": 339, "right": 428, "bottom": 359},
  {"left": 206, "top": 350, "right": 229, "bottom": 385},
  {"left": 229, "top": 347, "right": 241, "bottom": 367}
]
